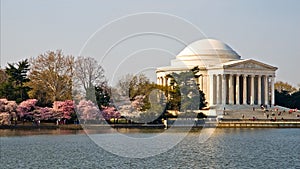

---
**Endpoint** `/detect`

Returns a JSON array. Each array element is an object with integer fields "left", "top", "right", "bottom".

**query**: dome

[
  {"left": 171, "top": 39, "right": 241, "bottom": 67},
  {"left": 178, "top": 39, "right": 239, "bottom": 57}
]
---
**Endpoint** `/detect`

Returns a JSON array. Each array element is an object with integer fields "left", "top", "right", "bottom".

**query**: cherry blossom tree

[
  {"left": 17, "top": 99, "right": 38, "bottom": 119},
  {"left": 101, "top": 106, "right": 121, "bottom": 120},
  {"left": 131, "top": 95, "right": 145, "bottom": 111},
  {"left": 40, "top": 107, "right": 53, "bottom": 120},
  {"left": 76, "top": 100, "right": 101, "bottom": 121},
  {"left": 52, "top": 100, "right": 75, "bottom": 120},
  {"left": 0, "top": 99, "right": 17, "bottom": 125}
]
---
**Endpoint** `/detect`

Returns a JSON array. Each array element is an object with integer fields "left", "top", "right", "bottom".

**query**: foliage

[
  {"left": 95, "top": 85, "right": 111, "bottom": 108},
  {"left": 138, "top": 90, "right": 166, "bottom": 123},
  {"left": 275, "top": 89, "right": 300, "bottom": 109},
  {"left": 275, "top": 81, "right": 297, "bottom": 94},
  {"left": 0, "top": 69, "right": 7, "bottom": 83},
  {"left": 27, "top": 50, "right": 74, "bottom": 106},
  {"left": 0, "top": 60, "right": 31, "bottom": 102},
  {"left": 128, "top": 74, "right": 151, "bottom": 100},
  {"left": 116, "top": 74, "right": 160, "bottom": 111},
  {"left": 167, "top": 66, "right": 207, "bottom": 111}
]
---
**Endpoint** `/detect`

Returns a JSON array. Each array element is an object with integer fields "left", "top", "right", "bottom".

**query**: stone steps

[{"left": 213, "top": 105, "right": 300, "bottom": 120}]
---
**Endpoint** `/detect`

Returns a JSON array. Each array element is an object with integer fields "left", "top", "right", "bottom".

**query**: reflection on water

[
  {"left": 0, "top": 128, "right": 299, "bottom": 168},
  {"left": 0, "top": 129, "right": 85, "bottom": 137}
]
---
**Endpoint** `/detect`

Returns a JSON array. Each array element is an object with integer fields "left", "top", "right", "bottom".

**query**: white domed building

[{"left": 156, "top": 39, "right": 277, "bottom": 111}]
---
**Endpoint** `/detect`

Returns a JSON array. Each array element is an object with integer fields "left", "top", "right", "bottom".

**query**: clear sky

[{"left": 1, "top": 0, "right": 300, "bottom": 86}]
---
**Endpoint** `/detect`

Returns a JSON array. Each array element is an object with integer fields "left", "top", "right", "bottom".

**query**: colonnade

[
  {"left": 209, "top": 74, "right": 275, "bottom": 106},
  {"left": 157, "top": 76, "right": 171, "bottom": 87},
  {"left": 157, "top": 73, "right": 275, "bottom": 107}
]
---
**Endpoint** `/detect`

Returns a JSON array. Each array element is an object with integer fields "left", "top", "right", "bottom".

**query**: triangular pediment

[{"left": 223, "top": 59, "right": 277, "bottom": 70}]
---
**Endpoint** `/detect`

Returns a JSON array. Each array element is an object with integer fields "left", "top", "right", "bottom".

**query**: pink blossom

[
  {"left": 17, "top": 99, "right": 38, "bottom": 117},
  {"left": 101, "top": 106, "right": 121, "bottom": 120},
  {"left": 76, "top": 100, "right": 101, "bottom": 120},
  {"left": 53, "top": 100, "right": 75, "bottom": 119},
  {"left": 0, "top": 99, "right": 18, "bottom": 125}
]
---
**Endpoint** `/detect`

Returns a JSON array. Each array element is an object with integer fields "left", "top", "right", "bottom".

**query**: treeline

[
  {"left": 0, "top": 49, "right": 209, "bottom": 125},
  {"left": 0, "top": 50, "right": 116, "bottom": 124},
  {"left": 275, "top": 81, "right": 300, "bottom": 109},
  {"left": 0, "top": 50, "right": 109, "bottom": 106}
]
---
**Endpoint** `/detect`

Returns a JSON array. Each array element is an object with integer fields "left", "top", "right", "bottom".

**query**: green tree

[
  {"left": 275, "top": 82, "right": 300, "bottom": 109},
  {"left": 95, "top": 85, "right": 111, "bottom": 108},
  {"left": 117, "top": 74, "right": 156, "bottom": 110},
  {"left": 0, "top": 60, "right": 30, "bottom": 102},
  {"left": 167, "top": 66, "right": 207, "bottom": 111},
  {"left": 275, "top": 90, "right": 292, "bottom": 108},
  {"left": 84, "top": 84, "right": 111, "bottom": 109},
  {"left": 290, "top": 89, "right": 300, "bottom": 109}
]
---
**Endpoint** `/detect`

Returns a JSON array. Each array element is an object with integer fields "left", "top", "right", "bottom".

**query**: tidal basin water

[{"left": 0, "top": 128, "right": 299, "bottom": 169}]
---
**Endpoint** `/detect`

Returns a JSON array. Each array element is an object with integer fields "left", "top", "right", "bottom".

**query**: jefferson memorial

[{"left": 156, "top": 39, "right": 277, "bottom": 110}]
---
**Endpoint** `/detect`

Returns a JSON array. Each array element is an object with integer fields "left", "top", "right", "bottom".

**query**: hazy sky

[{"left": 1, "top": 0, "right": 299, "bottom": 86}]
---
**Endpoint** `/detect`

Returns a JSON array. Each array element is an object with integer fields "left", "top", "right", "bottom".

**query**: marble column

[
  {"left": 216, "top": 75, "right": 222, "bottom": 104},
  {"left": 209, "top": 74, "right": 214, "bottom": 106},
  {"left": 165, "top": 77, "right": 169, "bottom": 86},
  {"left": 257, "top": 75, "right": 262, "bottom": 105},
  {"left": 250, "top": 75, "right": 255, "bottom": 105},
  {"left": 271, "top": 76, "right": 275, "bottom": 106},
  {"left": 236, "top": 74, "right": 240, "bottom": 105},
  {"left": 264, "top": 75, "right": 269, "bottom": 105},
  {"left": 199, "top": 75, "right": 203, "bottom": 91},
  {"left": 213, "top": 75, "right": 217, "bottom": 104},
  {"left": 243, "top": 74, "right": 247, "bottom": 104},
  {"left": 201, "top": 75, "right": 204, "bottom": 91},
  {"left": 229, "top": 74, "right": 234, "bottom": 104},
  {"left": 222, "top": 74, "right": 227, "bottom": 105},
  {"left": 203, "top": 75, "right": 208, "bottom": 98},
  {"left": 159, "top": 77, "right": 162, "bottom": 86}
]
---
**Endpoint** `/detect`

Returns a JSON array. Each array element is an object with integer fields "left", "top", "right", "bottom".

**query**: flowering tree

[
  {"left": 101, "top": 106, "right": 121, "bottom": 120},
  {"left": 34, "top": 107, "right": 54, "bottom": 120},
  {"left": 131, "top": 95, "right": 145, "bottom": 111},
  {"left": 17, "top": 99, "right": 38, "bottom": 119},
  {"left": 53, "top": 100, "right": 75, "bottom": 120},
  {"left": 16, "top": 99, "right": 57, "bottom": 121},
  {"left": 76, "top": 100, "right": 101, "bottom": 121},
  {"left": 0, "top": 99, "right": 17, "bottom": 125},
  {"left": 115, "top": 95, "right": 145, "bottom": 123}
]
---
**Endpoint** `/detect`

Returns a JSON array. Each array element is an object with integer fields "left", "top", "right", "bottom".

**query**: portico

[{"left": 209, "top": 73, "right": 275, "bottom": 106}]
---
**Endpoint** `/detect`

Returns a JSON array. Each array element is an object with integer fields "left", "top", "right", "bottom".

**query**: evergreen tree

[
  {"left": 95, "top": 85, "right": 111, "bottom": 108},
  {"left": 167, "top": 66, "right": 207, "bottom": 111},
  {"left": 0, "top": 59, "right": 30, "bottom": 102}
]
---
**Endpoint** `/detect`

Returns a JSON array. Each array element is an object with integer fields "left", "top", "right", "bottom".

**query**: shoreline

[{"left": 1, "top": 120, "right": 300, "bottom": 130}]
